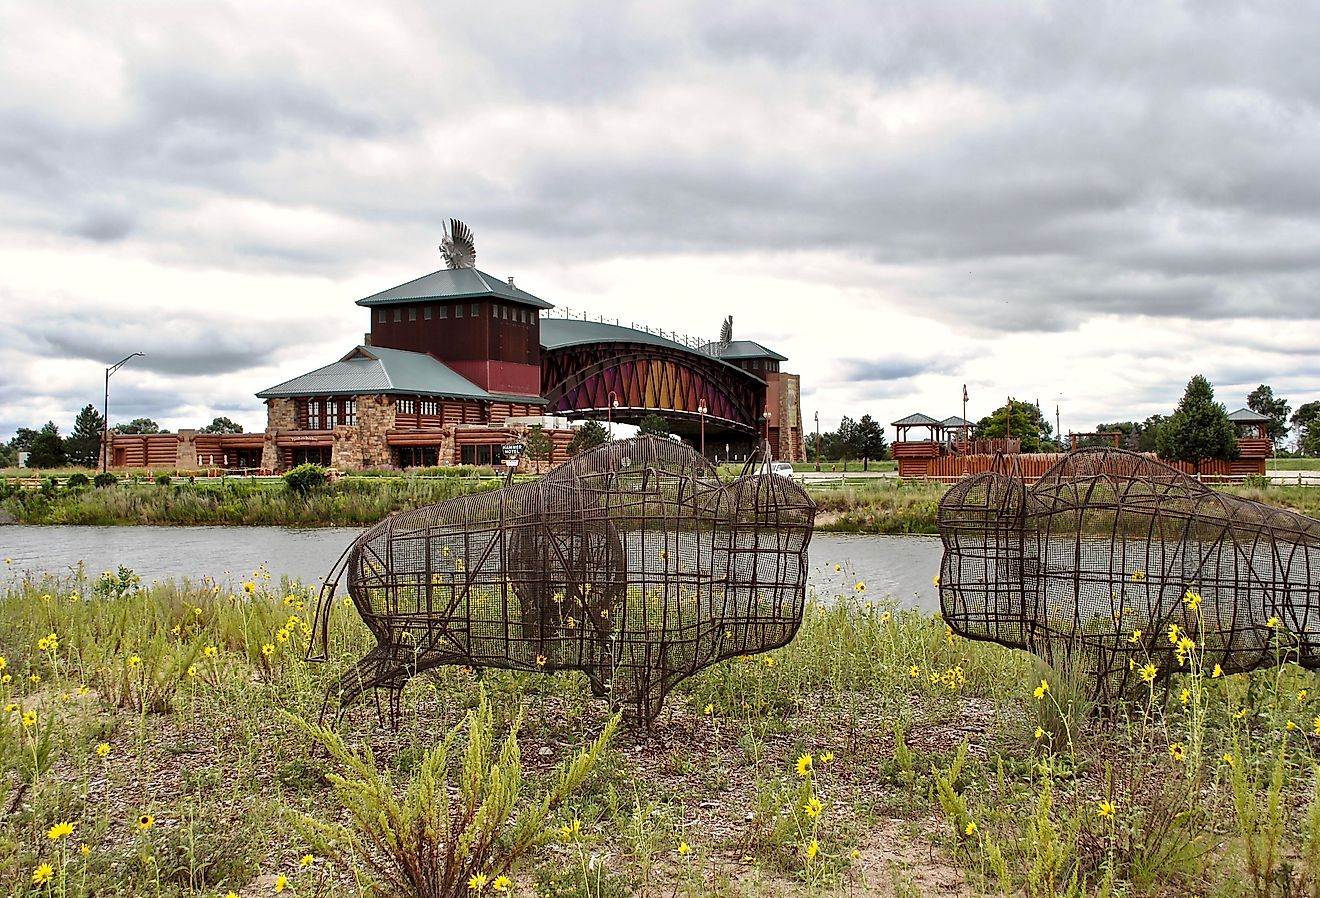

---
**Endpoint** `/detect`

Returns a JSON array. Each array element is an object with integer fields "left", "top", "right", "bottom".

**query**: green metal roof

[
  {"left": 699, "top": 339, "right": 788, "bottom": 362},
  {"left": 256, "top": 345, "right": 541, "bottom": 403},
  {"left": 891, "top": 412, "right": 943, "bottom": 427},
  {"left": 539, "top": 318, "right": 762, "bottom": 381},
  {"left": 1227, "top": 407, "right": 1271, "bottom": 423},
  {"left": 356, "top": 267, "right": 554, "bottom": 309}
]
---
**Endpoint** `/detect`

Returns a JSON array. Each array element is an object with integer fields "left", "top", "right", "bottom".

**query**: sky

[{"left": 3, "top": 1, "right": 1319, "bottom": 445}]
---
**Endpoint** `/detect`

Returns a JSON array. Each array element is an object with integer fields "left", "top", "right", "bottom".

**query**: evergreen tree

[
  {"left": 853, "top": 414, "right": 888, "bottom": 470},
  {"left": 832, "top": 416, "right": 858, "bottom": 462},
  {"left": 1245, "top": 384, "right": 1290, "bottom": 451},
  {"left": 566, "top": 420, "right": 610, "bottom": 456},
  {"left": 1155, "top": 375, "right": 1238, "bottom": 473},
  {"left": 66, "top": 404, "right": 107, "bottom": 467},
  {"left": 199, "top": 416, "right": 244, "bottom": 434},
  {"left": 26, "top": 421, "right": 67, "bottom": 468},
  {"left": 523, "top": 425, "right": 554, "bottom": 470},
  {"left": 637, "top": 414, "right": 671, "bottom": 438}
]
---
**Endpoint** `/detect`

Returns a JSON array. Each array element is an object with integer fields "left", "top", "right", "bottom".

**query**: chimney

[
  {"left": 507, "top": 276, "right": 515, "bottom": 288},
  {"left": 363, "top": 332, "right": 372, "bottom": 346}
]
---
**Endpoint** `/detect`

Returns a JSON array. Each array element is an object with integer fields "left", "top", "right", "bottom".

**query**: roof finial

[
  {"left": 718, "top": 315, "right": 732, "bottom": 349},
  {"left": 439, "top": 218, "right": 476, "bottom": 269}
]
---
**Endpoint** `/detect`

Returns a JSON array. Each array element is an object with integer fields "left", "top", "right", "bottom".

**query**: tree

[
  {"left": 831, "top": 416, "right": 858, "bottom": 463},
  {"left": 637, "top": 414, "right": 671, "bottom": 438},
  {"left": 566, "top": 420, "right": 609, "bottom": 457},
  {"left": 853, "top": 415, "right": 888, "bottom": 470},
  {"left": 1293, "top": 401, "right": 1320, "bottom": 456},
  {"left": 523, "top": 425, "right": 554, "bottom": 471},
  {"left": 66, "top": 404, "right": 106, "bottom": 467},
  {"left": 976, "top": 399, "right": 1054, "bottom": 453},
  {"left": 115, "top": 418, "right": 164, "bottom": 434},
  {"left": 7, "top": 427, "right": 38, "bottom": 453},
  {"left": 1246, "top": 384, "right": 1290, "bottom": 451},
  {"left": 1155, "top": 375, "right": 1238, "bottom": 473},
  {"left": 199, "top": 416, "right": 244, "bottom": 434},
  {"left": 26, "top": 421, "right": 67, "bottom": 468}
]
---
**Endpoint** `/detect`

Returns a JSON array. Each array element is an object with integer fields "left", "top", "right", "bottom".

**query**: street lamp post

[
  {"left": 761, "top": 410, "right": 772, "bottom": 463},
  {"left": 102, "top": 352, "right": 145, "bottom": 473},
  {"left": 697, "top": 398, "right": 708, "bottom": 458},
  {"left": 814, "top": 411, "right": 820, "bottom": 471},
  {"left": 607, "top": 390, "right": 619, "bottom": 439}
]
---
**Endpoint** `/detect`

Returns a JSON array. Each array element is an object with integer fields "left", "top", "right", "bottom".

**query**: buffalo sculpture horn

[{"left": 308, "top": 436, "right": 816, "bottom": 725}]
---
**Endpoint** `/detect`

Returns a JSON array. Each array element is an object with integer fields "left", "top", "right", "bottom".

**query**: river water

[{"left": 0, "top": 526, "right": 944, "bottom": 613}]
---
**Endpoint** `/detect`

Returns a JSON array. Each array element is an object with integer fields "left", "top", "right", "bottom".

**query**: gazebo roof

[
  {"left": 891, "top": 412, "right": 942, "bottom": 427},
  {"left": 1227, "top": 407, "right": 1271, "bottom": 423},
  {"left": 940, "top": 415, "right": 973, "bottom": 428}
]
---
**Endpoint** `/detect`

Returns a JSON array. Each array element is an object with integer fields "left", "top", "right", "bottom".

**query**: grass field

[
  {"left": 1, "top": 561, "right": 1317, "bottom": 897},
  {"left": 1268, "top": 458, "right": 1320, "bottom": 471}
]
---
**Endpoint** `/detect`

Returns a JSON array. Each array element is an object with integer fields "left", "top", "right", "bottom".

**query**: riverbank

[
  {"left": 0, "top": 566, "right": 1315, "bottom": 896},
  {"left": 5, "top": 473, "right": 1320, "bottom": 531}
]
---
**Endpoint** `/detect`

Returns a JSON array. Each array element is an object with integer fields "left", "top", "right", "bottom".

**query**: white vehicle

[{"left": 770, "top": 461, "right": 795, "bottom": 478}]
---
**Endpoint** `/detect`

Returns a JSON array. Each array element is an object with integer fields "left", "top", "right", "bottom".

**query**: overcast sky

[{"left": 4, "top": 1, "right": 1319, "bottom": 444}]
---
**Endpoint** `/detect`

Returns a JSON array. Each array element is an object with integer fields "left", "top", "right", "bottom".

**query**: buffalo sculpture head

[
  {"left": 938, "top": 448, "right": 1319, "bottom": 702},
  {"left": 309, "top": 436, "right": 815, "bottom": 725}
]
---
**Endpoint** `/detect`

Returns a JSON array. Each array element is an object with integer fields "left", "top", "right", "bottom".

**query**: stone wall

[
  {"left": 261, "top": 399, "right": 298, "bottom": 471},
  {"left": 356, "top": 394, "right": 395, "bottom": 468}
]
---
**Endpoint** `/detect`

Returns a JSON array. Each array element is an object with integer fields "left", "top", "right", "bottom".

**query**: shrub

[
  {"left": 94, "top": 472, "right": 118, "bottom": 488},
  {"left": 283, "top": 463, "right": 327, "bottom": 494},
  {"left": 155, "top": 472, "right": 173, "bottom": 486},
  {"left": 66, "top": 471, "right": 91, "bottom": 488}
]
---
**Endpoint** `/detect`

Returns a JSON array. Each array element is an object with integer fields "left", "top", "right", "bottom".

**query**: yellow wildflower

[
  {"left": 1139, "top": 662, "right": 1158, "bottom": 683},
  {"left": 1222, "top": 753, "right": 1235, "bottom": 768},
  {"left": 1183, "top": 590, "right": 1202, "bottom": 611},
  {"left": 804, "top": 797, "right": 823, "bottom": 818},
  {"left": 677, "top": 840, "right": 691, "bottom": 856},
  {"left": 1169, "top": 742, "right": 1185, "bottom": 761},
  {"left": 1212, "top": 664, "right": 1223, "bottom": 678},
  {"left": 261, "top": 643, "right": 275, "bottom": 656},
  {"left": 1180, "top": 688, "right": 1190, "bottom": 705},
  {"left": 1286, "top": 720, "right": 1298, "bottom": 732},
  {"left": 703, "top": 703, "right": 713, "bottom": 715},
  {"left": 932, "top": 574, "right": 940, "bottom": 587},
  {"left": 559, "top": 818, "right": 581, "bottom": 839},
  {"left": 137, "top": 813, "right": 154, "bottom": 830},
  {"left": 1097, "top": 799, "right": 1116, "bottom": 819},
  {"left": 242, "top": 581, "right": 255, "bottom": 594},
  {"left": 32, "top": 863, "right": 54, "bottom": 885},
  {"left": 1035, "top": 726, "right": 1046, "bottom": 739},
  {"left": 1313, "top": 714, "right": 1320, "bottom": 735},
  {"left": 492, "top": 875, "right": 513, "bottom": 892},
  {"left": 1033, "top": 679, "right": 1050, "bottom": 700},
  {"left": 850, "top": 848, "right": 861, "bottom": 860},
  {"left": 819, "top": 750, "right": 834, "bottom": 763},
  {"left": 1266, "top": 616, "right": 1280, "bottom": 628},
  {"left": 909, "top": 664, "right": 920, "bottom": 678},
  {"left": 795, "top": 753, "right": 813, "bottom": 777},
  {"left": 22, "top": 710, "right": 37, "bottom": 727},
  {"left": 204, "top": 646, "right": 217, "bottom": 658},
  {"left": 535, "top": 655, "right": 546, "bottom": 667},
  {"left": 854, "top": 581, "right": 866, "bottom": 593},
  {"left": 128, "top": 655, "right": 141, "bottom": 667},
  {"left": 48, "top": 820, "right": 75, "bottom": 840},
  {"left": 1167, "top": 623, "right": 1180, "bottom": 645},
  {"left": 80, "top": 843, "right": 90, "bottom": 855},
  {"left": 96, "top": 743, "right": 110, "bottom": 758},
  {"left": 1130, "top": 570, "right": 1146, "bottom": 582},
  {"left": 1128, "top": 629, "right": 1142, "bottom": 644},
  {"left": 964, "top": 820, "right": 977, "bottom": 836},
  {"left": 805, "top": 838, "right": 820, "bottom": 861},
  {"left": 763, "top": 656, "right": 774, "bottom": 668},
  {"left": 300, "top": 854, "right": 314, "bottom": 867},
  {"left": 1299, "top": 689, "right": 1309, "bottom": 701},
  {"left": 276, "top": 873, "right": 288, "bottom": 892}
]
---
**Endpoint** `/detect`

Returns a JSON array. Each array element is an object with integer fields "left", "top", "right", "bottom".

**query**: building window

[
  {"left": 378, "top": 309, "right": 386, "bottom": 323},
  {"left": 292, "top": 446, "right": 332, "bottom": 467},
  {"left": 471, "top": 302, "right": 479, "bottom": 317},
  {"left": 397, "top": 398, "right": 416, "bottom": 415},
  {"left": 395, "top": 445, "right": 439, "bottom": 467},
  {"left": 460, "top": 444, "right": 500, "bottom": 466},
  {"left": 424, "top": 306, "right": 432, "bottom": 320},
  {"left": 438, "top": 305, "right": 447, "bottom": 319},
  {"left": 393, "top": 308, "right": 402, "bottom": 322},
  {"left": 455, "top": 304, "right": 463, "bottom": 318},
  {"left": 419, "top": 398, "right": 440, "bottom": 416},
  {"left": 408, "top": 307, "right": 417, "bottom": 321}
]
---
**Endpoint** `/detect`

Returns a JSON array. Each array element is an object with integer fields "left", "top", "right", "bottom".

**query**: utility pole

[{"left": 102, "top": 352, "right": 145, "bottom": 473}]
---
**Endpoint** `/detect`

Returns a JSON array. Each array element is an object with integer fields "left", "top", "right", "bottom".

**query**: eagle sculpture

[{"left": 439, "top": 218, "right": 476, "bottom": 269}]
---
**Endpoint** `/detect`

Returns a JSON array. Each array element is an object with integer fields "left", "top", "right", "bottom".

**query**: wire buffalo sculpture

[
  {"left": 938, "top": 448, "right": 1319, "bottom": 703},
  {"left": 308, "top": 436, "right": 815, "bottom": 725}
]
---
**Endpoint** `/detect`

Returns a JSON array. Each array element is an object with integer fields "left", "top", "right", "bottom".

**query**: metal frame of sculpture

[
  {"left": 938, "top": 448, "right": 1319, "bottom": 703},
  {"left": 308, "top": 436, "right": 815, "bottom": 725}
]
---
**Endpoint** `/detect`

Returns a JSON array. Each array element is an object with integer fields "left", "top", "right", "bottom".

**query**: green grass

[
  {"left": 1267, "top": 457, "right": 1320, "bottom": 471},
  {"left": 1, "top": 563, "right": 1317, "bottom": 896}
]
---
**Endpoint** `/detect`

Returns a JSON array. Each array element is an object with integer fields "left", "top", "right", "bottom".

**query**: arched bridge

[{"left": 539, "top": 319, "right": 766, "bottom": 440}]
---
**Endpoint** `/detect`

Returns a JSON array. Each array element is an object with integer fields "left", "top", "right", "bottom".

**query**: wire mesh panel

[
  {"left": 938, "top": 448, "right": 1320, "bottom": 703},
  {"left": 310, "top": 436, "right": 816, "bottom": 725}
]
